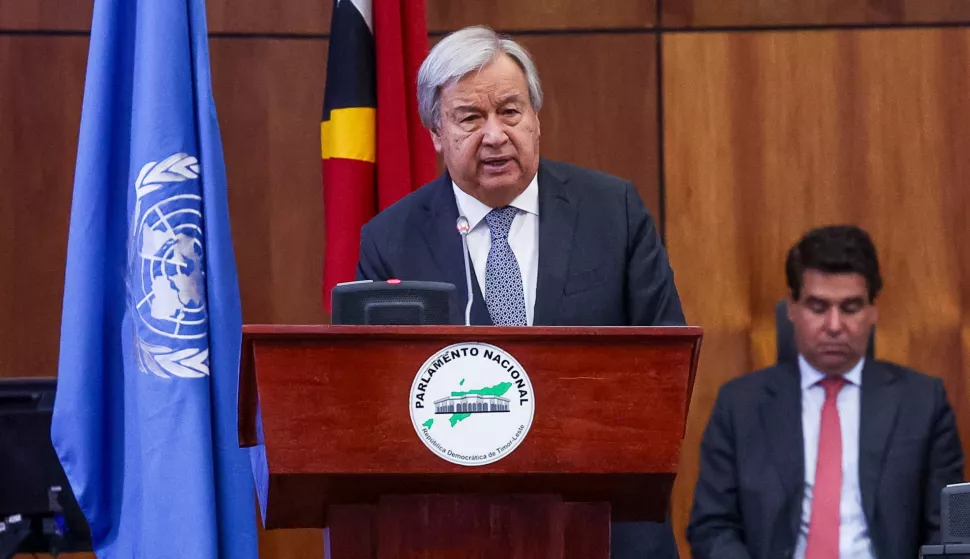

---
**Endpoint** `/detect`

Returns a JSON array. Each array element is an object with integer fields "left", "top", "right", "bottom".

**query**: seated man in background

[
  {"left": 357, "top": 25, "right": 683, "bottom": 559},
  {"left": 688, "top": 224, "right": 964, "bottom": 559}
]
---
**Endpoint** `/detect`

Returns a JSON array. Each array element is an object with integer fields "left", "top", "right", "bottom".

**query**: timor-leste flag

[{"left": 321, "top": 0, "right": 436, "bottom": 311}]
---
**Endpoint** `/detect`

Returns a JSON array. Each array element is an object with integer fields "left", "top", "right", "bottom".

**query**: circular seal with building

[{"left": 409, "top": 342, "right": 535, "bottom": 466}]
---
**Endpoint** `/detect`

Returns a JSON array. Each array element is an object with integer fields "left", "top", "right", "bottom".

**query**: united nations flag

[{"left": 51, "top": 0, "right": 258, "bottom": 557}]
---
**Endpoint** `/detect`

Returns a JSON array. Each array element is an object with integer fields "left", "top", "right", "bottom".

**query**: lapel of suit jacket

[
  {"left": 759, "top": 363, "right": 805, "bottom": 538},
  {"left": 533, "top": 161, "right": 578, "bottom": 325},
  {"left": 859, "top": 359, "right": 901, "bottom": 525},
  {"left": 417, "top": 173, "right": 493, "bottom": 325}
]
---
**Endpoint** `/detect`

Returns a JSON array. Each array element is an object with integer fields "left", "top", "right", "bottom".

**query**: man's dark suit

[
  {"left": 688, "top": 359, "right": 964, "bottom": 559},
  {"left": 355, "top": 158, "right": 684, "bottom": 327},
  {"left": 356, "top": 158, "right": 685, "bottom": 558}
]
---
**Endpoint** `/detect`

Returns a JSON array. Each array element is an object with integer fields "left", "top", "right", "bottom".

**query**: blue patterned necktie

[{"left": 484, "top": 206, "right": 527, "bottom": 326}]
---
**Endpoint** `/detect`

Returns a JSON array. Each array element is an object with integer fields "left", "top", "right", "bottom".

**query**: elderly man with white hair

[{"left": 356, "top": 26, "right": 684, "bottom": 557}]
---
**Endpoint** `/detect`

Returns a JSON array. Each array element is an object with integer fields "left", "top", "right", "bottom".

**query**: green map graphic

[
  {"left": 451, "top": 382, "right": 512, "bottom": 398},
  {"left": 426, "top": 381, "right": 513, "bottom": 429}
]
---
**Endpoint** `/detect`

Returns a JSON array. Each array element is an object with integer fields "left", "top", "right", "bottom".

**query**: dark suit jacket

[
  {"left": 687, "top": 360, "right": 964, "bottom": 559},
  {"left": 355, "top": 158, "right": 685, "bottom": 327}
]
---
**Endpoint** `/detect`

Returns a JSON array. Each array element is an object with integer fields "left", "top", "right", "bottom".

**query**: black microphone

[{"left": 456, "top": 216, "right": 473, "bottom": 326}]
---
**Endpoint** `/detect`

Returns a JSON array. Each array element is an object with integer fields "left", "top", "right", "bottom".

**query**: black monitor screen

[
  {"left": 0, "top": 378, "right": 90, "bottom": 553},
  {"left": 331, "top": 280, "right": 457, "bottom": 325}
]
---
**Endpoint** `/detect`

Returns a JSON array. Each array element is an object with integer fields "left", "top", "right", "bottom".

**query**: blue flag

[{"left": 51, "top": 0, "right": 258, "bottom": 557}]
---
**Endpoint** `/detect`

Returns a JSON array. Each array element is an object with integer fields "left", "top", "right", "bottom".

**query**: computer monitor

[
  {"left": 0, "top": 378, "right": 91, "bottom": 556},
  {"left": 331, "top": 280, "right": 457, "bottom": 325}
]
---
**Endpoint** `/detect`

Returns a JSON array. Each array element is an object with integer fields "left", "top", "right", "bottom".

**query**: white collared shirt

[
  {"left": 794, "top": 355, "right": 875, "bottom": 559},
  {"left": 452, "top": 174, "right": 539, "bottom": 325}
]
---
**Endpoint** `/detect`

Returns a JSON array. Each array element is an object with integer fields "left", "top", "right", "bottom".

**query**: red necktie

[{"left": 805, "top": 376, "right": 846, "bottom": 559}]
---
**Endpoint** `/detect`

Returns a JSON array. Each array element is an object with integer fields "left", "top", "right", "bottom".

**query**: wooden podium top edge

[{"left": 241, "top": 324, "right": 703, "bottom": 340}]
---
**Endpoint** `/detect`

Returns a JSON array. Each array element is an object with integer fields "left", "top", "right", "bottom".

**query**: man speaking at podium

[{"left": 355, "top": 25, "right": 685, "bottom": 559}]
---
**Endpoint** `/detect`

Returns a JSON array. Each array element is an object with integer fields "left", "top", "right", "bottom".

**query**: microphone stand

[{"left": 456, "top": 216, "right": 474, "bottom": 326}]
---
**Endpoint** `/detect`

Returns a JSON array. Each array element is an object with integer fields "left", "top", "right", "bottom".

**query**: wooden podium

[{"left": 238, "top": 325, "right": 701, "bottom": 558}]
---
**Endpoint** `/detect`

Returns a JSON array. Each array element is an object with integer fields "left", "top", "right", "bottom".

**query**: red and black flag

[{"left": 321, "top": 0, "right": 436, "bottom": 311}]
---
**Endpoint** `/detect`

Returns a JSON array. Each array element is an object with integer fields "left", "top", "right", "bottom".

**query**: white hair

[{"left": 417, "top": 26, "right": 543, "bottom": 130}]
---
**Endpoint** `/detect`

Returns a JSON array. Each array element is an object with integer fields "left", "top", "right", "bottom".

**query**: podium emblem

[{"left": 410, "top": 342, "right": 535, "bottom": 466}]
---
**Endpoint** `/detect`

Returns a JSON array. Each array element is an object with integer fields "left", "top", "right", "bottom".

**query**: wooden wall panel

[
  {"left": 0, "top": 2, "right": 93, "bottom": 31},
  {"left": 663, "top": 28, "right": 970, "bottom": 556},
  {"left": 515, "top": 34, "right": 660, "bottom": 218},
  {"left": 428, "top": 0, "right": 654, "bottom": 31},
  {"left": 206, "top": 0, "right": 330, "bottom": 35},
  {"left": 661, "top": 0, "right": 970, "bottom": 28},
  {"left": 0, "top": 1, "right": 329, "bottom": 33},
  {"left": 0, "top": 36, "right": 87, "bottom": 379},
  {"left": 0, "top": 1, "right": 655, "bottom": 34},
  {"left": 7, "top": 0, "right": 970, "bottom": 34},
  {"left": 209, "top": 37, "right": 329, "bottom": 326}
]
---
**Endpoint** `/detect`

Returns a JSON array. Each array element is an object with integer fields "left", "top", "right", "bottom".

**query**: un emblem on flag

[{"left": 128, "top": 153, "right": 211, "bottom": 379}]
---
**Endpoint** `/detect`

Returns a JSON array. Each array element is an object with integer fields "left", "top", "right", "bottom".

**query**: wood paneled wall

[
  {"left": 662, "top": 0, "right": 970, "bottom": 27},
  {"left": 3, "top": 1, "right": 970, "bottom": 559},
  {"left": 0, "top": 36, "right": 86, "bottom": 381},
  {"left": 0, "top": 0, "right": 656, "bottom": 33}
]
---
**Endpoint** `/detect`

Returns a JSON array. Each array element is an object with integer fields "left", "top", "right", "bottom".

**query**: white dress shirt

[
  {"left": 794, "top": 355, "right": 875, "bottom": 559},
  {"left": 452, "top": 175, "right": 539, "bottom": 325}
]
